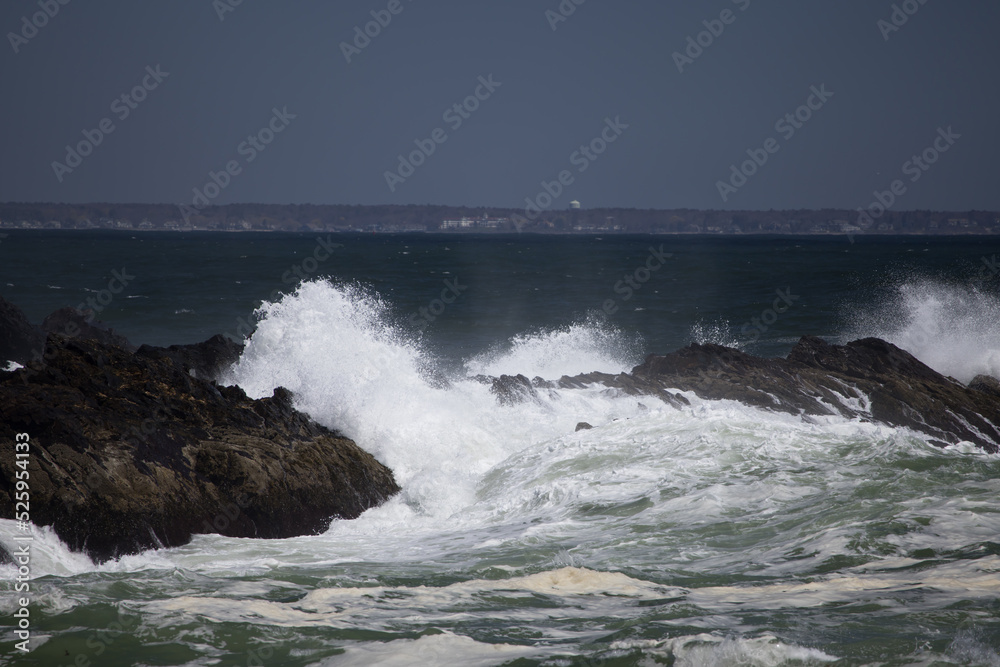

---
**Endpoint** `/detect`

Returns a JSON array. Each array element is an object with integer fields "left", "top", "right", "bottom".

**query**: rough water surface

[{"left": 1, "top": 233, "right": 999, "bottom": 665}]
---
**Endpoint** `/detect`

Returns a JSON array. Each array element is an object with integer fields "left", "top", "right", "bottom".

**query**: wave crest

[
  {"left": 465, "top": 314, "right": 639, "bottom": 378},
  {"left": 844, "top": 278, "right": 1000, "bottom": 383}
]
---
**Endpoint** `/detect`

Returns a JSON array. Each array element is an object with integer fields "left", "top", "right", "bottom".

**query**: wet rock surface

[
  {"left": 486, "top": 335, "right": 1000, "bottom": 452},
  {"left": 136, "top": 334, "right": 245, "bottom": 381},
  {"left": 620, "top": 337, "right": 999, "bottom": 451},
  {"left": 0, "top": 301, "right": 399, "bottom": 562}
]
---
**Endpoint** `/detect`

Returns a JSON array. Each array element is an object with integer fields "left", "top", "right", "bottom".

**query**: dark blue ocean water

[{"left": 2, "top": 231, "right": 997, "bottom": 361}]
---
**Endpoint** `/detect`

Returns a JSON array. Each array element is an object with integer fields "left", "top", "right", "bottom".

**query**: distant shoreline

[
  {"left": 3, "top": 228, "right": 999, "bottom": 238},
  {"left": 1, "top": 202, "right": 997, "bottom": 236}
]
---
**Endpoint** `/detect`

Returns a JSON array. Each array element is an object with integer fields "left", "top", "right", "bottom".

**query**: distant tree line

[{"left": 0, "top": 202, "right": 996, "bottom": 235}]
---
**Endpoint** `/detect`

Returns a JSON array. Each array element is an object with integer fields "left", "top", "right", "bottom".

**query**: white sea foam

[
  {"left": 465, "top": 314, "right": 638, "bottom": 378},
  {"left": 146, "top": 566, "right": 678, "bottom": 636},
  {"left": 612, "top": 634, "right": 838, "bottom": 666},
  {"left": 223, "top": 281, "right": 647, "bottom": 521},
  {"left": 317, "top": 632, "right": 538, "bottom": 667},
  {"left": 689, "top": 555, "right": 1000, "bottom": 611},
  {"left": 0, "top": 521, "right": 95, "bottom": 578}
]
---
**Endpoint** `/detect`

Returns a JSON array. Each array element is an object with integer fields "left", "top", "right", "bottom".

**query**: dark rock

[
  {"left": 969, "top": 374, "right": 1000, "bottom": 399},
  {"left": 618, "top": 336, "right": 1000, "bottom": 452},
  {"left": 575, "top": 422, "right": 593, "bottom": 431},
  {"left": 136, "top": 334, "right": 244, "bottom": 381},
  {"left": 631, "top": 343, "right": 823, "bottom": 414},
  {"left": 556, "top": 371, "right": 690, "bottom": 409},
  {"left": 40, "top": 306, "right": 136, "bottom": 352},
  {"left": 0, "top": 296, "right": 45, "bottom": 366},
  {"left": 491, "top": 374, "right": 539, "bottom": 406},
  {"left": 0, "top": 333, "right": 400, "bottom": 563},
  {"left": 521, "top": 337, "right": 1000, "bottom": 451}
]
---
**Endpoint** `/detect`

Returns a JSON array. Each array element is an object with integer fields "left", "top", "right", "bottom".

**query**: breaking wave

[{"left": 844, "top": 278, "right": 1000, "bottom": 383}]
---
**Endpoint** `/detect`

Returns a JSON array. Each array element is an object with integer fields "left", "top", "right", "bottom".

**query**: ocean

[{"left": 2, "top": 231, "right": 1000, "bottom": 666}]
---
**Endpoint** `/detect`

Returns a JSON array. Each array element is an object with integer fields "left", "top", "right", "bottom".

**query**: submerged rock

[{"left": 0, "top": 302, "right": 400, "bottom": 562}]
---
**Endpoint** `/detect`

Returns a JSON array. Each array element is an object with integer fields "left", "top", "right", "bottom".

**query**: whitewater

[{"left": 2, "top": 234, "right": 999, "bottom": 665}]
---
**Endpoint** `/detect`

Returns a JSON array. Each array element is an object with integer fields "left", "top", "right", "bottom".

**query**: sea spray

[
  {"left": 224, "top": 280, "right": 648, "bottom": 520},
  {"left": 845, "top": 277, "right": 1000, "bottom": 382},
  {"left": 464, "top": 313, "right": 640, "bottom": 379}
]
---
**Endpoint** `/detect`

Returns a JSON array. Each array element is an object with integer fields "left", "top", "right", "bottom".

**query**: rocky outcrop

[
  {"left": 477, "top": 371, "right": 691, "bottom": 410},
  {"left": 555, "top": 371, "right": 691, "bottom": 409},
  {"left": 41, "top": 306, "right": 135, "bottom": 352},
  {"left": 490, "top": 374, "right": 539, "bottom": 406},
  {"left": 0, "top": 302, "right": 400, "bottom": 562},
  {"left": 136, "top": 334, "right": 244, "bottom": 381},
  {"left": 0, "top": 296, "right": 44, "bottom": 366},
  {"left": 969, "top": 374, "right": 1000, "bottom": 400},
  {"left": 552, "top": 337, "right": 1000, "bottom": 452}
]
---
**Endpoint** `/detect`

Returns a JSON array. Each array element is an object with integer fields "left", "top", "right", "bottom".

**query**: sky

[{"left": 0, "top": 0, "right": 997, "bottom": 212}]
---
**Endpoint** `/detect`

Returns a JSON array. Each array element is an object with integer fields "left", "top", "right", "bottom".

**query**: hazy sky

[{"left": 1, "top": 0, "right": 997, "bottom": 211}]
